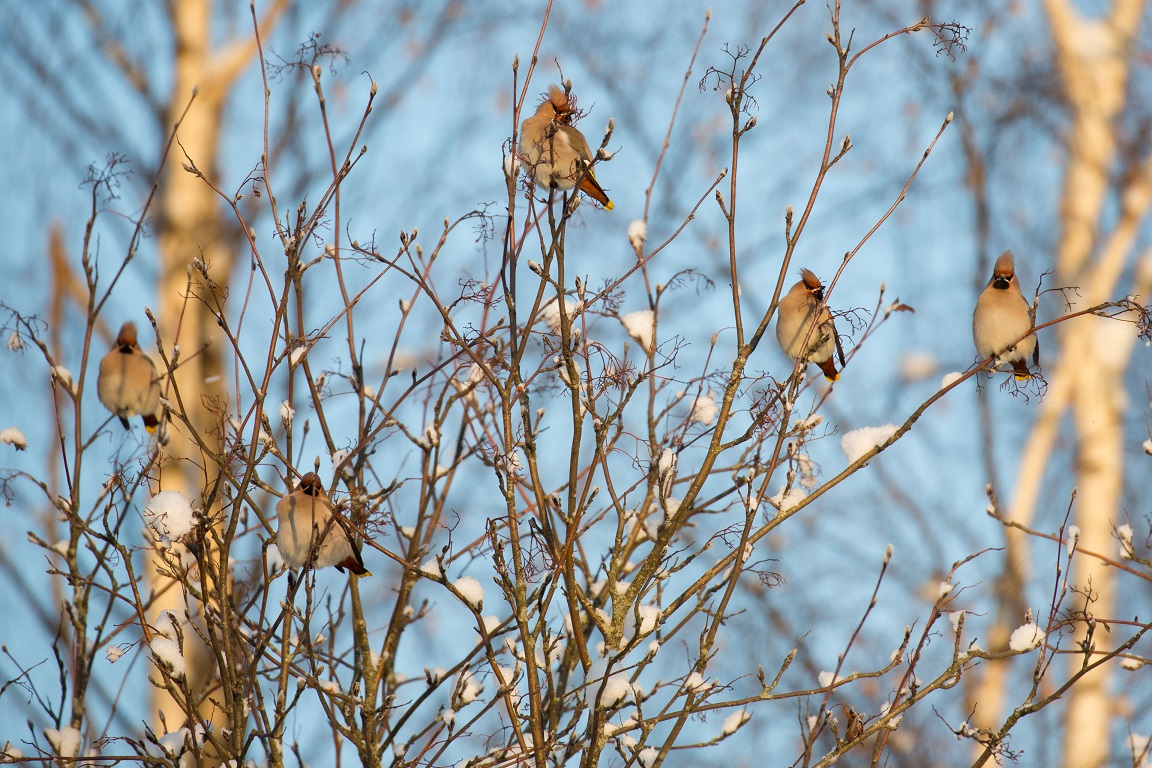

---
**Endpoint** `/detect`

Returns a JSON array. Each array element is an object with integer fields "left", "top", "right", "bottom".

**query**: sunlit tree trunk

[
  {"left": 969, "top": 1, "right": 1148, "bottom": 765},
  {"left": 1047, "top": 2, "right": 1147, "bottom": 765},
  {"left": 152, "top": 0, "right": 281, "bottom": 743},
  {"left": 151, "top": 0, "right": 231, "bottom": 737}
]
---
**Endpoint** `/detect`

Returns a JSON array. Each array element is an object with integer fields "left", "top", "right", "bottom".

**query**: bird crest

[
  {"left": 298, "top": 472, "right": 324, "bottom": 497},
  {"left": 115, "top": 322, "right": 140, "bottom": 352},
  {"left": 800, "top": 268, "right": 825, "bottom": 302},
  {"left": 547, "top": 85, "right": 575, "bottom": 117},
  {"left": 992, "top": 250, "right": 1016, "bottom": 279},
  {"left": 991, "top": 251, "right": 1017, "bottom": 290}
]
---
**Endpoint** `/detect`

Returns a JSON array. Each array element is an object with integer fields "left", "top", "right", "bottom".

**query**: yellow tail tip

[
  {"left": 1013, "top": 373, "right": 1032, "bottom": 382},
  {"left": 603, "top": 200, "right": 614, "bottom": 211},
  {"left": 355, "top": 570, "right": 373, "bottom": 578}
]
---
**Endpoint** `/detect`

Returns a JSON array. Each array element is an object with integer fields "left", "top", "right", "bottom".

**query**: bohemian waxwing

[
  {"left": 518, "top": 84, "right": 613, "bottom": 210},
  {"left": 275, "top": 473, "right": 369, "bottom": 575},
  {"left": 775, "top": 268, "right": 845, "bottom": 382},
  {"left": 973, "top": 250, "right": 1039, "bottom": 380},
  {"left": 97, "top": 321, "right": 162, "bottom": 432}
]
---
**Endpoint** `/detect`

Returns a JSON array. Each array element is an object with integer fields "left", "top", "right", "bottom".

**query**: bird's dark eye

[{"left": 812, "top": 287, "right": 825, "bottom": 302}]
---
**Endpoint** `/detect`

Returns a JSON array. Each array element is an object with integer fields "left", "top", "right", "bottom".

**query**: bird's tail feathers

[
  {"left": 817, "top": 358, "right": 840, "bottom": 382},
  {"left": 578, "top": 172, "right": 613, "bottom": 210}
]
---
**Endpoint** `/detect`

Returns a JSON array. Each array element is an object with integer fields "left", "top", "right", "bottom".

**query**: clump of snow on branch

[
  {"left": 43, "top": 727, "right": 81, "bottom": 758},
  {"left": 265, "top": 543, "right": 285, "bottom": 572},
  {"left": 156, "top": 727, "right": 200, "bottom": 761},
  {"left": 684, "top": 671, "right": 709, "bottom": 692},
  {"left": 818, "top": 671, "right": 842, "bottom": 687},
  {"left": 503, "top": 153, "right": 520, "bottom": 177},
  {"left": 454, "top": 576, "right": 484, "bottom": 608},
  {"left": 1008, "top": 622, "right": 1045, "bottom": 652},
  {"left": 541, "top": 297, "right": 580, "bottom": 333},
  {"left": 948, "top": 611, "right": 965, "bottom": 633},
  {"left": 7, "top": 332, "right": 24, "bottom": 352},
  {"left": 144, "top": 491, "right": 196, "bottom": 549},
  {"left": 688, "top": 391, "right": 717, "bottom": 426},
  {"left": 418, "top": 423, "right": 440, "bottom": 449},
  {"left": 1117, "top": 524, "right": 1135, "bottom": 559},
  {"left": 279, "top": 401, "right": 294, "bottom": 427},
  {"left": 1066, "top": 525, "right": 1080, "bottom": 549},
  {"left": 52, "top": 366, "right": 75, "bottom": 395},
  {"left": 769, "top": 486, "right": 806, "bottom": 513},
  {"left": 330, "top": 447, "right": 349, "bottom": 465},
  {"left": 621, "top": 310, "right": 655, "bottom": 354},
  {"left": 941, "top": 372, "right": 963, "bottom": 388},
  {"left": 638, "top": 747, "right": 659, "bottom": 768},
  {"left": 794, "top": 413, "right": 823, "bottom": 432},
  {"left": 1, "top": 426, "right": 27, "bottom": 451},
  {"left": 106, "top": 645, "right": 126, "bottom": 663},
  {"left": 627, "top": 220, "right": 647, "bottom": 251},
  {"left": 150, "top": 612, "right": 186, "bottom": 678},
  {"left": 598, "top": 673, "right": 631, "bottom": 707},
  {"left": 632, "top": 604, "right": 660, "bottom": 638},
  {"left": 840, "top": 424, "right": 898, "bottom": 463},
  {"left": 1143, "top": 439, "right": 1152, "bottom": 456},
  {"left": 721, "top": 709, "right": 749, "bottom": 736},
  {"left": 937, "top": 582, "right": 953, "bottom": 599}
]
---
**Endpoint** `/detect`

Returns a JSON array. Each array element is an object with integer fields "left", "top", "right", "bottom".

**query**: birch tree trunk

[
  {"left": 152, "top": 0, "right": 285, "bottom": 741},
  {"left": 968, "top": 1, "right": 1149, "bottom": 765},
  {"left": 151, "top": 0, "right": 232, "bottom": 735},
  {"left": 1046, "top": 3, "right": 1148, "bottom": 765}
]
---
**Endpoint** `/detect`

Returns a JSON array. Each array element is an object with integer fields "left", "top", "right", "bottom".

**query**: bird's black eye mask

[
  {"left": 118, "top": 343, "right": 135, "bottom": 353},
  {"left": 993, "top": 275, "right": 1012, "bottom": 290},
  {"left": 810, "top": 286, "right": 825, "bottom": 302}
]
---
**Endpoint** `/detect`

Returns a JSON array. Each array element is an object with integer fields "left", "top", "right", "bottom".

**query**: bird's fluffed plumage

[
  {"left": 275, "top": 473, "right": 369, "bottom": 575},
  {"left": 518, "top": 85, "right": 613, "bottom": 210},
  {"left": 775, "top": 268, "right": 845, "bottom": 382},
  {"left": 973, "top": 250, "right": 1039, "bottom": 380},
  {"left": 97, "top": 321, "right": 162, "bottom": 432}
]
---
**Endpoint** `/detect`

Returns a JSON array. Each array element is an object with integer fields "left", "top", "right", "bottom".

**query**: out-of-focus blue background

[{"left": 2, "top": 1, "right": 1149, "bottom": 764}]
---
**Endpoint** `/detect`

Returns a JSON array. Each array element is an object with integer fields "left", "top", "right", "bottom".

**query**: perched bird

[
  {"left": 275, "top": 473, "right": 369, "bottom": 575},
  {"left": 776, "top": 268, "right": 845, "bottom": 382},
  {"left": 973, "top": 250, "right": 1039, "bottom": 380},
  {"left": 518, "top": 85, "right": 613, "bottom": 210},
  {"left": 97, "top": 321, "right": 162, "bottom": 432}
]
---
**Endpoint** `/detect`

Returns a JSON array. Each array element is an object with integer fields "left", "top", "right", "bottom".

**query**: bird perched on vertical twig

[
  {"left": 275, "top": 473, "right": 369, "bottom": 575},
  {"left": 973, "top": 250, "right": 1039, "bottom": 380},
  {"left": 776, "top": 268, "right": 846, "bottom": 382},
  {"left": 518, "top": 84, "right": 613, "bottom": 210},
  {"left": 97, "top": 321, "right": 162, "bottom": 432}
]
